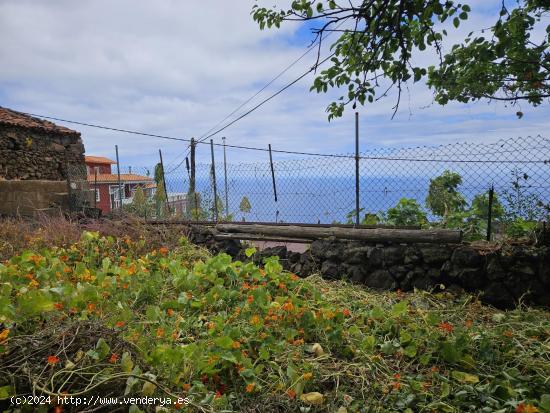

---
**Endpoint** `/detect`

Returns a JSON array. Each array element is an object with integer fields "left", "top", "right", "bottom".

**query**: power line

[
  {"left": 197, "top": 19, "right": 348, "bottom": 142},
  {"left": 17, "top": 111, "right": 549, "bottom": 164}
]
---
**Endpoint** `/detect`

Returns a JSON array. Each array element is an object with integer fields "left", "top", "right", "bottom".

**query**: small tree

[
  {"left": 239, "top": 196, "right": 252, "bottom": 221},
  {"left": 387, "top": 198, "right": 428, "bottom": 226},
  {"left": 128, "top": 186, "right": 153, "bottom": 218},
  {"left": 471, "top": 190, "right": 504, "bottom": 220},
  {"left": 426, "top": 170, "right": 466, "bottom": 219}
]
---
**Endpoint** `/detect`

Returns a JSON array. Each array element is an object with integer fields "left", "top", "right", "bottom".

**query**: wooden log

[
  {"left": 214, "top": 233, "right": 311, "bottom": 244},
  {"left": 216, "top": 224, "right": 462, "bottom": 244},
  {"left": 146, "top": 220, "right": 421, "bottom": 230}
]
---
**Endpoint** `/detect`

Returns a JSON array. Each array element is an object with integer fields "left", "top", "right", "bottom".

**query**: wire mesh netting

[{"left": 75, "top": 136, "right": 550, "bottom": 226}]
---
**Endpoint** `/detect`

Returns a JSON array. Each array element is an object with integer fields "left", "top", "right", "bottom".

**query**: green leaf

[
  {"left": 540, "top": 394, "right": 550, "bottom": 412},
  {"left": 390, "top": 300, "right": 408, "bottom": 317},
  {"left": 453, "top": 17, "right": 460, "bottom": 28},
  {"left": 451, "top": 370, "right": 479, "bottom": 384},
  {"left": 121, "top": 352, "right": 134, "bottom": 373},
  {"left": 361, "top": 335, "right": 376, "bottom": 351},
  {"left": 0, "top": 385, "right": 14, "bottom": 399},
  {"left": 403, "top": 344, "right": 417, "bottom": 357},
  {"left": 245, "top": 247, "right": 257, "bottom": 258},
  {"left": 96, "top": 338, "right": 110, "bottom": 360},
  {"left": 214, "top": 336, "right": 234, "bottom": 349}
]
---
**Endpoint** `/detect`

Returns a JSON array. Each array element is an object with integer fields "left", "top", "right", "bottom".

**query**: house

[
  {"left": 85, "top": 156, "right": 155, "bottom": 214},
  {"left": 0, "top": 106, "right": 89, "bottom": 216}
]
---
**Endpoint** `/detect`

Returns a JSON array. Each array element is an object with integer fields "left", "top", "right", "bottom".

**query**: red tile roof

[
  {"left": 85, "top": 156, "right": 116, "bottom": 165},
  {"left": 87, "top": 173, "right": 154, "bottom": 183},
  {"left": 0, "top": 106, "right": 80, "bottom": 136}
]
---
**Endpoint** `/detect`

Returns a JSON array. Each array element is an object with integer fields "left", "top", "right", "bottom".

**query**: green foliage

[
  {"left": 503, "top": 170, "right": 545, "bottom": 221},
  {"left": 239, "top": 196, "right": 252, "bottom": 214},
  {"left": 252, "top": 1, "right": 549, "bottom": 119},
  {"left": 125, "top": 186, "right": 155, "bottom": 218},
  {"left": 345, "top": 208, "right": 384, "bottom": 225},
  {"left": 426, "top": 170, "right": 467, "bottom": 219},
  {"left": 428, "top": 0, "right": 550, "bottom": 109},
  {"left": 471, "top": 190, "right": 504, "bottom": 220},
  {"left": 0, "top": 232, "right": 548, "bottom": 411},
  {"left": 386, "top": 198, "right": 428, "bottom": 226}
]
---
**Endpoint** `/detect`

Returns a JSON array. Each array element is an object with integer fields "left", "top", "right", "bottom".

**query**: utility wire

[
  {"left": 15, "top": 111, "right": 549, "bottom": 164},
  {"left": 197, "top": 19, "right": 348, "bottom": 142}
]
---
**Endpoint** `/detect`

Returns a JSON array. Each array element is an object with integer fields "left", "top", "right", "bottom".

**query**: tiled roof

[
  {"left": 85, "top": 156, "right": 116, "bottom": 164},
  {"left": 88, "top": 173, "right": 154, "bottom": 184},
  {"left": 0, "top": 106, "right": 80, "bottom": 136}
]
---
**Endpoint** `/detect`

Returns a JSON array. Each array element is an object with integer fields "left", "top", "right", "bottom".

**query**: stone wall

[
  {"left": 0, "top": 124, "right": 85, "bottom": 181},
  {"left": 0, "top": 180, "right": 70, "bottom": 216},
  {"left": 187, "top": 226, "right": 549, "bottom": 309}
]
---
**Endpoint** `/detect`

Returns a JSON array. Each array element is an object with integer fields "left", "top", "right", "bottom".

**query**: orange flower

[
  {"left": 438, "top": 322, "right": 454, "bottom": 333},
  {"left": 29, "top": 279, "right": 40, "bottom": 288},
  {"left": 166, "top": 308, "right": 175, "bottom": 317},
  {"left": 242, "top": 282, "right": 251, "bottom": 290},
  {"left": 342, "top": 308, "right": 351, "bottom": 317},
  {"left": 290, "top": 274, "right": 299, "bottom": 281},
  {"left": 115, "top": 321, "right": 125, "bottom": 328},
  {"left": 303, "top": 372, "right": 313, "bottom": 381},
  {"left": 282, "top": 301, "right": 294, "bottom": 312},
  {"left": 47, "top": 355, "right": 60, "bottom": 365},
  {"left": 215, "top": 390, "right": 222, "bottom": 399},
  {"left": 63, "top": 267, "right": 71, "bottom": 274},
  {"left": 231, "top": 341, "right": 241, "bottom": 349},
  {"left": 245, "top": 383, "right": 255, "bottom": 393},
  {"left": 250, "top": 315, "right": 261, "bottom": 325},
  {"left": 278, "top": 283, "right": 286, "bottom": 290},
  {"left": 247, "top": 295, "right": 254, "bottom": 304},
  {"left": 292, "top": 338, "right": 304, "bottom": 346},
  {"left": 0, "top": 329, "right": 9, "bottom": 343},
  {"left": 53, "top": 303, "right": 64, "bottom": 310},
  {"left": 516, "top": 403, "right": 539, "bottom": 413},
  {"left": 391, "top": 381, "right": 402, "bottom": 391},
  {"left": 186, "top": 291, "right": 193, "bottom": 299},
  {"left": 87, "top": 303, "right": 96, "bottom": 312},
  {"left": 60, "top": 255, "right": 68, "bottom": 262},
  {"left": 109, "top": 353, "right": 119, "bottom": 363},
  {"left": 503, "top": 330, "right": 513, "bottom": 338},
  {"left": 156, "top": 328, "right": 165, "bottom": 338},
  {"left": 286, "top": 389, "right": 296, "bottom": 399},
  {"left": 465, "top": 319, "right": 473, "bottom": 328},
  {"left": 159, "top": 247, "right": 169, "bottom": 255},
  {"left": 182, "top": 383, "right": 191, "bottom": 391}
]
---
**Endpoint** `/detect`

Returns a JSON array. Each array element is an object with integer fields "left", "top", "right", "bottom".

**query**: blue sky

[{"left": 0, "top": 0, "right": 548, "bottom": 170}]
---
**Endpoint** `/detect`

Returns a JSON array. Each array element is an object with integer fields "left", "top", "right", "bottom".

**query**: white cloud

[{"left": 0, "top": 0, "right": 548, "bottom": 169}]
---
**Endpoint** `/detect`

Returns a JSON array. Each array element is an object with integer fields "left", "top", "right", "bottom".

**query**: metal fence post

[
  {"left": 223, "top": 137, "right": 229, "bottom": 218},
  {"left": 268, "top": 144, "right": 278, "bottom": 203},
  {"left": 269, "top": 144, "right": 279, "bottom": 223},
  {"left": 94, "top": 169, "right": 98, "bottom": 209},
  {"left": 210, "top": 139, "right": 219, "bottom": 222},
  {"left": 487, "top": 184, "right": 494, "bottom": 241},
  {"left": 115, "top": 145, "right": 123, "bottom": 213},
  {"left": 159, "top": 149, "right": 170, "bottom": 214},
  {"left": 355, "top": 112, "right": 360, "bottom": 226}
]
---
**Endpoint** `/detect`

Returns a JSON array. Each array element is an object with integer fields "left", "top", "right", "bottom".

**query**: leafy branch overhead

[{"left": 251, "top": 0, "right": 550, "bottom": 119}]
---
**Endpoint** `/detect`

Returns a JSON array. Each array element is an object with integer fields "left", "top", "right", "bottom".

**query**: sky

[{"left": 0, "top": 0, "right": 549, "bottom": 169}]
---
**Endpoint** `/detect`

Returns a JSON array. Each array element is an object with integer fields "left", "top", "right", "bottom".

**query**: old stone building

[
  {"left": 0, "top": 107, "right": 88, "bottom": 215},
  {"left": 0, "top": 107, "right": 85, "bottom": 180}
]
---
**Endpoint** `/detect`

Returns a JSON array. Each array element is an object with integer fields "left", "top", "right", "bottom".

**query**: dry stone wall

[
  {"left": 188, "top": 226, "right": 549, "bottom": 309},
  {"left": 0, "top": 124, "right": 85, "bottom": 181}
]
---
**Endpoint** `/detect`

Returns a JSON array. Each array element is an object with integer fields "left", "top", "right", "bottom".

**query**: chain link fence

[{"left": 69, "top": 135, "right": 550, "bottom": 238}]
